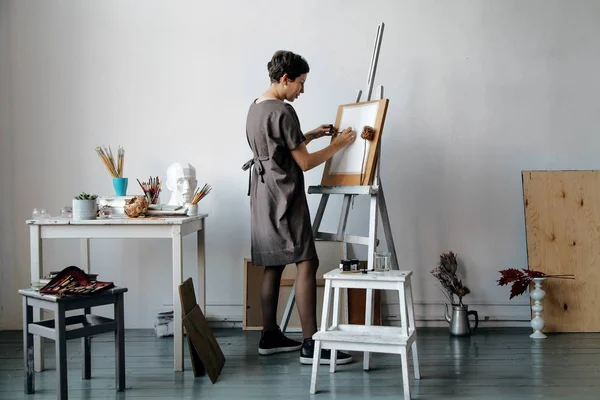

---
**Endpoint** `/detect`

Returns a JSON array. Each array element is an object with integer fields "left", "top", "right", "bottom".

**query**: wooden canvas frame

[{"left": 321, "top": 99, "right": 389, "bottom": 186}]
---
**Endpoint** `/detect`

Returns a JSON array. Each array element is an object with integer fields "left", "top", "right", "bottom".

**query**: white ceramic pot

[{"left": 72, "top": 199, "right": 97, "bottom": 220}]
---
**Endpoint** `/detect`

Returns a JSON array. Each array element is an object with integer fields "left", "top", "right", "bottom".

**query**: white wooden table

[{"left": 26, "top": 215, "right": 207, "bottom": 373}]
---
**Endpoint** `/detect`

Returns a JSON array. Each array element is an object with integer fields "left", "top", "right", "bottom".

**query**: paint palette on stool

[{"left": 39, "top": 265, "right": 114, "bottom": 297}]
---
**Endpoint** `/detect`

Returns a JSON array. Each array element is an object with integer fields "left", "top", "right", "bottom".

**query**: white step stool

[{"left": 310, "top": 269, "right": 420, "bottom": 399}]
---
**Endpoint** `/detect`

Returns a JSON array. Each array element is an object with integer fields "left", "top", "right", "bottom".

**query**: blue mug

[{"left": 113, "top": 177, "right": 128, "bottom": 196}]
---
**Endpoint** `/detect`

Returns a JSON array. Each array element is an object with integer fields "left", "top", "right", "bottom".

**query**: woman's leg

[
  {"left": 296, "top": 258, "right": 354, "bottom": 365},
  {"left": 295, "top": 259, "right": 319, "bottom": 339},
  {"left": 261, "top": 265, "right": 284, "bottom": 332},
  {"left": 259, "top": 265, "right": 302, "bottom": 356}
]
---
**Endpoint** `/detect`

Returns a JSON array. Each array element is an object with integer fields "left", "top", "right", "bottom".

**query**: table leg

[
  {"left": 22, "top": 297, "right": 34, "bottom": 394},
  {"left": 80, "top": 239, "right": 90, "bottom": 273},
  {"left": 55, "top": 304, "right": 68, "bottom": 400},
  {"left": 115, "top": 294, "right": 125, "bottom": 391},
  {"left": 172, "top": 226, "right": 184, "bottom": 372},
  {"left": 82, "top": 307, "right": 91, "bottom": 380},
  {"left": 196, "top": 220, "right": 206, "bottom": 313},
  {"left": 29, "top": 225, "right": 44, "bottom": 372}
]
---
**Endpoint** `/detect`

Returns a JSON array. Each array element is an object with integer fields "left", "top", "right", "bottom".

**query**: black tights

[{"left": 261, "top": 259, "right": 319, "bottom": 339}]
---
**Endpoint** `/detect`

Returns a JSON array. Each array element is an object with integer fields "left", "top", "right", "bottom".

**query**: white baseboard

[
  {"left": 384, "top": 300, "right": 531, "bottom": 321},
  {"left": 204, "top": 300, "right": 532, "bottom": 329},
  {"left": 206, "top": 305, "right": 243, "bottom": 322}
]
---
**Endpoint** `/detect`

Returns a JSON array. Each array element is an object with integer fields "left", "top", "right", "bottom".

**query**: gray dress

[{"left": 242, "top": 100, "right": 318, "bottom": 267}]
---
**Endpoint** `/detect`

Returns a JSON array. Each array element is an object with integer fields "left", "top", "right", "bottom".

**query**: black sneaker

[
  {"left": 258, "top": 328, "right": 302, "bottom": 355},
  {"left": 299, "top": 338, "right": 353, "bottom": 365}
]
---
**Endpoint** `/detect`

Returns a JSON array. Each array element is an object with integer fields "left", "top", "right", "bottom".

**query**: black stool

[{"left": 19, "top": 287, "right": 127, "bottom": 400}]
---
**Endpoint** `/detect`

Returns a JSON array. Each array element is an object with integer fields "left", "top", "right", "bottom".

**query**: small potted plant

[{"left": 72, "top": 192, "right": 98, "bottom": 220}]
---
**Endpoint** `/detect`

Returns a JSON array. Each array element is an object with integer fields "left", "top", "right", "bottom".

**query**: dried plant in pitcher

[{"left": 430, "top": 251, "right": 471, "bottom": 306}]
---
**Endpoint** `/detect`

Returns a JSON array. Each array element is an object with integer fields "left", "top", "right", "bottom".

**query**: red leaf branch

[{"left": 497, "top": 268, "right": 575, "bottom": 299}]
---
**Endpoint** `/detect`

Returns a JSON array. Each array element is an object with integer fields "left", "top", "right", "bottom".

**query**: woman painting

[{"left": 243, "top": 50, "right": 356, "bottom": 364}]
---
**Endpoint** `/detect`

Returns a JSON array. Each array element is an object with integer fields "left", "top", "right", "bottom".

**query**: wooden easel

[{"left": 281, "top": 22, "right": 399, "bottom": 332}]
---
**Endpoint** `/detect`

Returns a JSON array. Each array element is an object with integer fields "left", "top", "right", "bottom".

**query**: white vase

[
  {"left": 72, "top": 199, "right": 97, "bottom": 220},
  {"left": 529, "top": 277, "right": 547, "bottom": 339}
]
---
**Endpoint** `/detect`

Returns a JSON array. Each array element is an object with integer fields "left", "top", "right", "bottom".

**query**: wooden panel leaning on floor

[{"left": 522, "top": 170, "right": 600, "bottom": 332}]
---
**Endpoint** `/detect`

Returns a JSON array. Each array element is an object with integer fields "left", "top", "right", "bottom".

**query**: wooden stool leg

[
  {"left": 363, "top": 288, "right": 374, "bottom": 370},
  {"left": 319, "top": 280, "right": 333, "bottom": 332},
  {"left": 22, "top": 297, "right": 34, "bottom": 394},
  {"left": 311, "top": 279, "right": 332, "bottom": 394},
  {"left": 330, "top": 286, "right": 341, "bottom": 373},
  {"left": 398, "top": 282, "right": 411, "bottom": 399},
  {"left": 400, "top": 346, "right": 411, "bottom": 400},
  {"left": 55, "top": 304, "right": 68, "bottom": 400},
  {"left": 309, "top": 340, "right": 322, "bottom": 394},
  {"left": 405, "top": 279, "right": 420, "bottom": 379},
  {"left": 82, "top": 307, "right": 91, "bottom": 380},
  {"left": 115, "top": 293, "right": 126, "bottom": 391}
]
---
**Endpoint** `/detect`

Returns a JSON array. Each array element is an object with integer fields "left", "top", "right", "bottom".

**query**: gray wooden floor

[{"left": 1, "top": 327, "right": 600, "bottom": 399}]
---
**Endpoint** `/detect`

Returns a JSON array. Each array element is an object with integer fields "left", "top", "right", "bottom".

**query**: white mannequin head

[{"left": 165, "top": 162, "right": 197, "bottom": 206}]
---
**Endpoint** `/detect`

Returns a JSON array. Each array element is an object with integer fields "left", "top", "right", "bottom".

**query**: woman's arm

[
  {"left": 304, "top": 124, "right": 331, "bottom": 146},
  {"left": 291, "top": 128, "right": 356, "bottom": 172}
]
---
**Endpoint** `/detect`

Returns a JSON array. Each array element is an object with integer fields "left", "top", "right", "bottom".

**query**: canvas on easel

[{"left": 321, "top": 99, "right": 389, "bottom": 186}]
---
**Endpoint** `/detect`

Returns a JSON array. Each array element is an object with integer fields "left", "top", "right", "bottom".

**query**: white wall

[
  {"left": 2, "top": 0, "right": 600, "bottom": 329},
  {"left": 0, "top": 0, "right": 15, "bottom": 328}
]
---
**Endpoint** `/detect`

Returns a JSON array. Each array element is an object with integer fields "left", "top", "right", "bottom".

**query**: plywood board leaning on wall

[{"left": 522, "top": 170, "right": 600, "bottom": 332}]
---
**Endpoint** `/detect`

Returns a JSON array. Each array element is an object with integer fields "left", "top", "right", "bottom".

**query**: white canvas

[{"left": 329, "top": 102, "right": 380, "bottom": 174}]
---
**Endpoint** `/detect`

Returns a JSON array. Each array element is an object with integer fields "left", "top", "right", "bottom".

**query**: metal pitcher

[{"left": 444, "top": 304, "right": 478, "bottom": 336}]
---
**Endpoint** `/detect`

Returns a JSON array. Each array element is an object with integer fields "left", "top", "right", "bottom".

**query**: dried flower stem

[{"left": 431, "top": 251, "right": 470, "bottom": 306}]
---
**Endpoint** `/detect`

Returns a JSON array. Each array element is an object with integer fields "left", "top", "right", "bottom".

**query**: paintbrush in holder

[
  {"left": 191, "top": 183, "right": 212, "bottom": 205},
  {"left": 95, "top": 145, "right": 127, "bottom": 195},
  {"left": 136, "top": 176, "right": 161, "bottom": 204}
]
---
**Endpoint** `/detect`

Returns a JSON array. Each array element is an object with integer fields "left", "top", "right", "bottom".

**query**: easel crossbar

[
  {"left": 308, "top": 185, "right": 379, "bottom": 195},
  {"left": 315, "top": 233, "right": 371, "bottom": 246}
]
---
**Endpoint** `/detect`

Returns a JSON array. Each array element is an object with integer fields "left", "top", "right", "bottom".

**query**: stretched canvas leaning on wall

[{"left": 321, "top": 99, "right": 389, "bottom": 186}]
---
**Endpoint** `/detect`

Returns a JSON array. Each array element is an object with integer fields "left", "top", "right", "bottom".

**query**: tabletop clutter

[{"left": 32, "top": 146, "right": 212, "bottom": 221}]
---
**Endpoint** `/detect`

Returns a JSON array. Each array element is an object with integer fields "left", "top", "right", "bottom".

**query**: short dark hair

[{"left": 267, "top": 50, "right": 310, "bottom": 83}]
